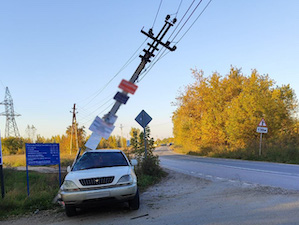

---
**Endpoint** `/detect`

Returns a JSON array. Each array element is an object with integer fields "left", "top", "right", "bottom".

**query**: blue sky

[{"left": 0, "top": 0, "right": 298, "bottom": 140}]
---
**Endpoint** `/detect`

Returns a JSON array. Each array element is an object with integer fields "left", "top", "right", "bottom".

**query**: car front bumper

[{"left": 60, "top": 183, "right": 137, "bottom": 206}]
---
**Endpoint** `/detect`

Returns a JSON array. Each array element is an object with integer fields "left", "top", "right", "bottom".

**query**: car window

[{"left": 72, "top": 152, "right": 128, "bottom": 171}]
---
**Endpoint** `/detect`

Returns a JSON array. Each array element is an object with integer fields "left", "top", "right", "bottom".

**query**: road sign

[
  {"left": 257, "top": 127, "right": 268, "bottom": 133},
  {"left": 89, "top": 116, "right": 115, "bottom": 140},
  {"left": 135, "top": 110, "right": 152, "bottom": 159},
  {"left": 114, "top": 92, "right": 129, "bottom": 104},
  {"left": 25, "top": 143, "right": 61, "bottom": 196},
  {"left": 135, "top": 110, "right": 152, "bottom": 128},
  {"left": 26, "top": 143, "right": 60, "bottom": 166},
  {"left": 118, "top": 79, "right": 138, "bottom": 94},
  {"left": 258, "top": 118, "right": 267, "bottom": 127}
]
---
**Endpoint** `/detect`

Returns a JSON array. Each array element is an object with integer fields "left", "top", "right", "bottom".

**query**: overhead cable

[
  {"left": 175, "top": 0, "right": 213, "bottom": 44},
  {"left": 152, "top": 0, "right": 163, "bottom": 28},
  {"left": 78, "top": 38, "right": 148, "bottom": 108}
]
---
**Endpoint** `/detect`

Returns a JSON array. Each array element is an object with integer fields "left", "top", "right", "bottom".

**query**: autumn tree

[
  {"left": 173, "top": 67, "right": 298, "bottom": 156},
  {"left": 1, "top": 137, "right": 25, "bottom": 155}
]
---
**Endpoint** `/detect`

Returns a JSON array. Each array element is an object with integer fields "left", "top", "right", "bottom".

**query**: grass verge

[
  {"left": 0, "top": 169, "right": 62, "bottom": 220},
  {"left": 135, "top": 169, "right": 167, "bottom": 192},
  {"left": 134, "top": 156, "right": 167, "bottom": 192}
]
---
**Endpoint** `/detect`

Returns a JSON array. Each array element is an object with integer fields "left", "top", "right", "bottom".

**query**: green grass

[
  {"left": 136, "top": 170, "right": 167, "bottom": 192},
  {"left": 0, "top": 169, "right": 63, "bottom": 219},
  {"left": 134, "top": 156, "right": 167, "bottom": 192}
]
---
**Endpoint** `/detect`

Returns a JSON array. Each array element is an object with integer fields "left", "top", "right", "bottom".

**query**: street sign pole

[
  {"left": 144, "top": 127, "right": 147, "bottom": 159},
  {"left": 259, "top": 133, "right": 263, "bottom": 156},
  {"left": 257, "top": 118, "right": 268, "bottom": 156}
]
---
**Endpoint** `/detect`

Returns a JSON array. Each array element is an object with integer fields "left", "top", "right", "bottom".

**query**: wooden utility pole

[{"left": 70, "top": 104, "right": 79, "bottom": 155}]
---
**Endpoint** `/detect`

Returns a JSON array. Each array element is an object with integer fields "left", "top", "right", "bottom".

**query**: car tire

[
  {"left": 65, "top": 204, "right": 76, "bottom": 217},
  {"left": 129, "top": 189, "right": 140, "bottom": 210}
]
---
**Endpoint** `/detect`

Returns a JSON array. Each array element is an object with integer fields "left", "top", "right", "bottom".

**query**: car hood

[{"left": 65, "top": 166, "right": 132, "bottom": 187}]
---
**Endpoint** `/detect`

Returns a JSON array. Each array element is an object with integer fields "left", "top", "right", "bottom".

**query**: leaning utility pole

[
  {"left": 86, "top": 15, "right": 177, "bottom": 149},
  {"left": 69, "top": 104, "right": 79, "bottom": 155},
  {"left": 0, "top": 87, "right": 21, "bottom": 137},
  {"left": 103, "top": 15, "right": 176, "bottom": 124}
]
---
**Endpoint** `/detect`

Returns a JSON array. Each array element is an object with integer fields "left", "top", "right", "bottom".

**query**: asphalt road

[{"left": 157, "top": 147, "right": 299, "bottom": 191}]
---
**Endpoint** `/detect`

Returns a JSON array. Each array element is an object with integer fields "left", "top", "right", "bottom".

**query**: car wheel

[
  {"left": 129, "top": 189, "right": 140, "bottom": 210},
  {"left": 65, "top": 204, "right": 76, "bottom": 217}
]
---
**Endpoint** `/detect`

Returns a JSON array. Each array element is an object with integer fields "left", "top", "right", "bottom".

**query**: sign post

[
  {"left": 25, "top": 143, "right": 61, "bottom": 196},
  {"left": 0, "top": 130, "right": 4, "bottom": 198},
  {"left": 256, "top": 118, "right": 268, "bottom": 156},
  {"left": 135, "top": 110, "right": 152, "bottom": 158}
]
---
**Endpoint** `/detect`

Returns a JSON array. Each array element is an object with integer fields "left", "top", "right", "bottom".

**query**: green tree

[
  {"left": 1, "top": 137, "right": 24, "bottom": 155},
  {"left": 129, "top": 126, "right": 161, "bottom": 176}
]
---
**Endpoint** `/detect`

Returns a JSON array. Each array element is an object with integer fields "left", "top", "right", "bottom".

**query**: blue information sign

[
  {"left": 114, "top": 92, "right": 129, "bottom": 104},
  {"left": 25, "top": 143, "right": 61, "bottom": 196},
  {"left": 135, "top": 110, "right": 152, "bottom": 128},
  {"left": 26, "top": 143, "right": 60, "bottom": 166}
]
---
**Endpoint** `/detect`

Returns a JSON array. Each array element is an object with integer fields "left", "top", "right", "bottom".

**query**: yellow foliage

[{"left": 173, "top": 67, "right": 298, "bottom": 153}]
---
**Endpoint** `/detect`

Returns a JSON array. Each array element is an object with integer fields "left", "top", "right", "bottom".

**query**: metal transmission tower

[
  {"left": 69, "top": 103, "right": 79, "bottom": 155},
  {"left": 0, "top": 87, "right": 21, "bottom": 137}
]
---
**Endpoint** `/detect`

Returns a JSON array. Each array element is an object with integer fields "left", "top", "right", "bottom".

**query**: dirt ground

[{"left": 2, "top": 168, "right": 299, "bottom": 225}]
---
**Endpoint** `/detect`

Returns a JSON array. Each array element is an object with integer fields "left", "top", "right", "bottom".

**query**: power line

[
  {"left": 175, "top": 0, "right": 213, "bottom": 44},
  {"left": 77, "top": 92, "right": 115, "bottom": 113},
  {"left": 168, "top": 0, "right": 196, "bottom": 41},
  {"left": 152, "top": 0, "right": 163, "bottom": 28},
  {"left": 170, "top": 0, "right": 204, "bottom": 42},
  {"left": 173, "top": 0, "right": 183, "bottom": 17},
  {"left": 0, "top": 81, "right": 5, "bottom": 90},
  {"left": 137, "top": 0, "right": 199, "bottom": 82},
  {"left": 78, "top": 38, "right": 148, "bottom": 108},
  {"left": 81, "top": 102, "right": 114, "bottom": 127},
  {"left": 79, "top": 0, "right": 210, "bottom": 111},
  {"left": 138, "top": 0, "right": 213, "bottom": 82},
  {"left": 79, "top": 98, "right": 114, "bottom": 122}
]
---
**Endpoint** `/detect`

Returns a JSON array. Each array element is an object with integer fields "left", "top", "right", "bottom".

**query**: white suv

[{"left": 59, "top": 149, "right": 139, "bottom": 216}]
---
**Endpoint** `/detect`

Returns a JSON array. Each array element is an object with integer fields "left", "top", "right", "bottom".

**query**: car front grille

[{"left": 79, "top": 176, "right": 114, "bottom": 186}]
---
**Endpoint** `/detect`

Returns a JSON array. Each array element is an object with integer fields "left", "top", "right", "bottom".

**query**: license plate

[{"left": 87, "top": 191, "right": 110, "bottom": 199}]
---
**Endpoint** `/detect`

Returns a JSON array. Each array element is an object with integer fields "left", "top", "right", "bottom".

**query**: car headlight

[
  {"left": 117, "top": 175, "right": 133, "bottom": 185},
  {"left": 61, "top": 180, "right": 79, "bottom": 192}
]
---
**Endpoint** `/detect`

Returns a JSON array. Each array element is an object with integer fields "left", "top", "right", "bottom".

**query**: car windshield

[{"left": 72, "top": 152, "right": 129, "bottom": 171}]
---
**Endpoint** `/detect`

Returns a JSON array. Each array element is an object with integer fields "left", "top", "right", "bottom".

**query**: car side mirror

[
  {"left": 130, "top": 159, "right": 138, "bottom": 166},
  {"left": 67, "top": 166, "right": 71, "bottom": 173}
]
